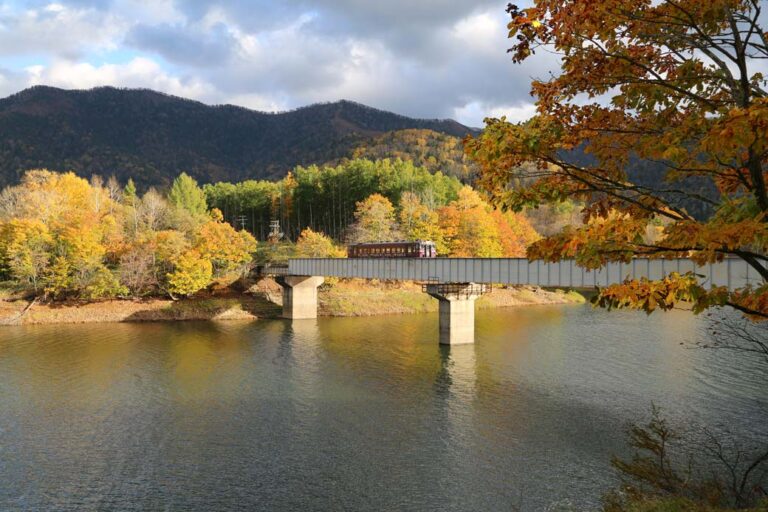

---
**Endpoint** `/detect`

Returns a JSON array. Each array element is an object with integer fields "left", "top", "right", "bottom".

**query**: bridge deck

[{"left": 287, "top": 258, "right": 755, "bottom": 290}]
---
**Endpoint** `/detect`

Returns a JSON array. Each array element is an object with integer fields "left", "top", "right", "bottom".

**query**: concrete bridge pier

[
  {"left": 424, "top": 283, "right": 489, "bottom": 345},
  {"left": 276, "top": 276, "right": 324, "bottom": 319}
]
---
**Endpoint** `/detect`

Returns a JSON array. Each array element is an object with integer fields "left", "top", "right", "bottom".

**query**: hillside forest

[
  {"left": 0, "top": 87, "right": 476, "bottom": 189},
  {"left": 0, "top": 159, "right": 545, "bottom": 301},
  {"left": 0, "top": 87, "right": 717, "bottom": 222}
]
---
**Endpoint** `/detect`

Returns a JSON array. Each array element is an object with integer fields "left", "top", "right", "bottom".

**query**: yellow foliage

[
  {"left": 195, "top": 218, "right": 257, "bottom": 275},
  {"left": 154, "top": 230, "right": 190, "bottom": 264},
  {"left": 399, "top": 192, "right": 445, "bottom": 252},
  {"left": 0, "top": 219, "right": 53, "bottom": 290},
  {"left": 295, "top": 228, "right": 345, "bottom": 258},
  {"left": 166, "top": 251, "right": 213, "bottom": 297},
  {"left": 349, "top": 193, "right": 399, "bottom": 243},
  {"left": 0, "top": 170, "right": 265, "bottom": 299},
  {"left": 438, "top": 186, "right": 503, "bottom": 257}
]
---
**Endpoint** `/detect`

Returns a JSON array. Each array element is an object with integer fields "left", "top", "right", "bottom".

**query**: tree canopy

[
  {"left": 347, "top": 194, "right": 401, "bottom": 244},
  {"left": 0, "top": 170, "right": 256, "bottom": 299},
  {"left": 205, "top": 158, "right": 463, "bottom": 241},
  {"left": 466, "top": 0, "right": 768, "bottom": 318},
  {"left": 168, "top": 172, "right": 208, "bottom": 216}
]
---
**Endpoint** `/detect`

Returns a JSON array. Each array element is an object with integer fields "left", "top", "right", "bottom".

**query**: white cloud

[
  {"left": 25, "top": 57, "right": 217, "bottom": 100},
  {"left": 0, "top": 3, "right": 126, "bottom": 58},
  {"left": 44, "top": 3, "right": 66, "bottom": 13},
  {"left": 488, "top": 103, "right": 539, "bottom": 122},
  {"left": 0, "top": 1, "right": 552, "bottom": 126},
  {"left": 225, "top": 92, "right": 286, "bottom": 112},
  {"left": 451, "top": 11, "right": 507, "bottom": 57},
  {"left": 453, "top": 101, "right": 538, "bottom": 127}
]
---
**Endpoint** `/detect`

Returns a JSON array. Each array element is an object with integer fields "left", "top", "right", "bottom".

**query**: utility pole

[{"left": 269, "top": 219, "right": 284, "bottom": 242}]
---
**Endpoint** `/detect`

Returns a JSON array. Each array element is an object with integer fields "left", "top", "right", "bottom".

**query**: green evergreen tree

[
  {"left": 168, "top": 173, "right": 207, "bottom": 216},
  {"left": 123, "top": 179, "right": 137, "bottom": 203}
]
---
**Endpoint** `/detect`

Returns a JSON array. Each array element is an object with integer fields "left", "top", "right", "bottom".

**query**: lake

[{"left": 1, "top": 305, "right": 766, "bottom": 511}]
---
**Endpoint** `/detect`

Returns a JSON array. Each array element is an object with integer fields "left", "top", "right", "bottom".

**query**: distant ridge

[{"left": 0, "top": 86, "right": 477, "bottom": 188}]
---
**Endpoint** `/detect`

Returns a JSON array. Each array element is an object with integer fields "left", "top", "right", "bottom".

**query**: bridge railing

[{"left": 287, "top": 257, "right": 756, "bottom": 291}]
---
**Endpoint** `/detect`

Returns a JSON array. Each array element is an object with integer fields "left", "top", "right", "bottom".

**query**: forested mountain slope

[
  {"left": 0, "top": 86, "right": 476, "bottom": 188},
  {"left": 349, "top": 128, "right": 479, "bottom": 181},
  {"left": 0, "top": 86, "right": 717, "bottom": 219}
]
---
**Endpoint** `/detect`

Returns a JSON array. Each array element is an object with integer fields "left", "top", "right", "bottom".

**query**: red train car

[{"left": 347, "top": 241, "right": 437, "bottom": 258}]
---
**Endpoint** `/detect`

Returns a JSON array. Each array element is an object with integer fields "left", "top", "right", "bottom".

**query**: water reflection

[
  {"left": 0, "top": 306, "right": 766, "bottom": 511},
  {"left": 434, "top": 344, "right": 477, "bottom": 399}
]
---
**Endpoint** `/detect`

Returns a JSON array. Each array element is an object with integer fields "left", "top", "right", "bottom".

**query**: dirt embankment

[
  {"left": 0, "top": 295, "right": 280, "bottom": 326},
  {"left": 0, "top": 278, "right": 585, "bottom": 326}
]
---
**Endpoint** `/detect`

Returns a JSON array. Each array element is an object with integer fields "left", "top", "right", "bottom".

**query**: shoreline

[{"left": 0, "top": 278, "right": 586, "bottom": 327}]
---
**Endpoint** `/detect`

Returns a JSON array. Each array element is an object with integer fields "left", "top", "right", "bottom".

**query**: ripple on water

[{"left": 0, "top": 308, "right": 766, "bottom": 511}]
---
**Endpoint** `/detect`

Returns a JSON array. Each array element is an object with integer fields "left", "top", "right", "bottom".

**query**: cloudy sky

[{"left": 0, "top": 0, "right": 556, "bottom": 126}]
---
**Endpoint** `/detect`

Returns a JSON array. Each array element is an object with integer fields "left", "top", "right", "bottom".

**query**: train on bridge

[{"left": 347, "top": 241, "right": 437, "bottom": 259}]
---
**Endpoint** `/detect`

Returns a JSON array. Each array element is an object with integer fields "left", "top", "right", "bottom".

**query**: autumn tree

[
  {"left": 398, "top": 192, "right": 446, "bottom": 252},
  {"left": 194, "top": 209, "right": 258, "bottom": 276},
  {"left": 0, "top": 171, "right": 126, "bottom": 298},
  {"left": 347, "top": 193, "right": 401, "bottom": 243},
  {"left": 438, "top": 186, "right": 504, "bottom": 257},
  {"left": 118, "top": 237, "right": 158, "bottom": 295},
  {"left": 0, "top": 170, "right": 259, "bottom": 300},
  {"left": 138, "top": 189, "right": 169, "bottom": 232},
  {"left": 0, "top": 219, "right": 52, "bottom": 292},
  {"left": 295, "top": 228, "right": 345, "bottom": 258},
  {"left": 492, "top": 210, "right": 540, "bottom": 258},
  {"left": 465, "top": 0, "right": 768, "bottom": 318},
  {"left": 166, "top": 250, "right": 213, "bottom": 298}
]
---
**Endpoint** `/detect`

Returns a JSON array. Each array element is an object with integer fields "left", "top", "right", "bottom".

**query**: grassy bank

[
  {"left": 318, "top": 279, "right": 585, "bottom": 317},
  {"left": 0, "top": 278, "right": 585, "bottom": 326},
  {"left": 319, "top": 280, "right": 585, "bottom": 316}
]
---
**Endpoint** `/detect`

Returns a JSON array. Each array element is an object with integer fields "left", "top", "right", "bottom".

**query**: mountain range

[
  {"left": 0, "top": 86, "right": 716, "bottom": 219},
  {"left": 0, "top": 86, "right": 477, "bottom": 188}
]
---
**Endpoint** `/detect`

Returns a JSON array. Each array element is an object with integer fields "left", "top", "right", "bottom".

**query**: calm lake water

[{"left": 1, "top": 305, "right": 766, "bottom": 511}]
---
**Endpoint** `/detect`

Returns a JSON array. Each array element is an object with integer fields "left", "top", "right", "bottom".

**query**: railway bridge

[{"left": 265, "top": 258, "right": 755, "bottom": 345}]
